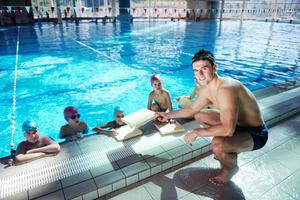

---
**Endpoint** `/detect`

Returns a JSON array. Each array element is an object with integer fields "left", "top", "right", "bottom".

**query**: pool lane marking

[
  {"left": 75, "top": 40, "right": 131, "bottom": 68},
  {"left": 11, "top": 27, "right": 20, "bottom": 151}
]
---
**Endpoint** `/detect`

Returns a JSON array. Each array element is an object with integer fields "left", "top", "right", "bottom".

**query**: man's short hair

[{"left": 192, "top": 49, "right": 216, "bottom": 66}]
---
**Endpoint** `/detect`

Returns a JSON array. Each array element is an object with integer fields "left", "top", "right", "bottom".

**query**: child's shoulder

[
  {"left": 60, "top": 124, "right": 70, "bottom": 133},
  {"left": 162, "top": 89, "right": 170, "bottom": 95},
  {"left": 79, "top": 121, "right": 88, "bottom": 128},
  {"left": 148, "top": 90, "right": 155, "bottom": 96}
]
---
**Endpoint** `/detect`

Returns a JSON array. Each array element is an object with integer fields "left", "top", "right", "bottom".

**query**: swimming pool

[{"left": 0, "top": 20, "right": 299, "bottom": 158}]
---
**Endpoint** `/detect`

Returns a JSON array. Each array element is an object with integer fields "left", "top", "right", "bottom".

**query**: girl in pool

[{"left": 147, "top": 74, "right": 173, "bottom": 112}]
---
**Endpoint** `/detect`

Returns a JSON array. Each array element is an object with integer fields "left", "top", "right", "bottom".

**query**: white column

[
  {"left": 220, "top": 0, "right": 225, "bottom": 21},
  {"left": 271, "top": 0, "right": 278, "bottom": 21},
  {"left": 240, "top": 0, "right": 246, "bottom": 21}
]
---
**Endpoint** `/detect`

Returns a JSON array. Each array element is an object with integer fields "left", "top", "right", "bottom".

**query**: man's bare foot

[{"left": 209, "top": 166, "right": 239, "bottom": 186}]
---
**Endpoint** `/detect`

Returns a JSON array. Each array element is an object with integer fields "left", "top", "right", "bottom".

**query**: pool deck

[{"left": 0, "top": 84, "right": 300, "bottom": 200}]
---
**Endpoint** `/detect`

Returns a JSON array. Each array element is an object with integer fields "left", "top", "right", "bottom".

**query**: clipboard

[
  {"left": 154, "top": 120, "right": 185, "bottom": 135},
  {"left": 115, "top": 125, "right": 143, "bottom": 141},
  {"left": 121, "top": 108, "right": 156, "bottom": 128}
]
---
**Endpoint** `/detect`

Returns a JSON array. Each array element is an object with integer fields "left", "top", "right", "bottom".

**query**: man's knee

[
  {"left": 212, "top": 137, "right": 225, "bottom": 153},
  {"left": 194, "top": 112, "right": 205, "bottom": 123}
]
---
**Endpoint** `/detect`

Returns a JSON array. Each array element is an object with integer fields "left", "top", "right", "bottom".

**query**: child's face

[
  {"left": 152, "top": 80, "right": 162, "bottom": 91},
  {"left": 115, "top": 112, "right": 124, "bottom": 123},
  {"left": 26, "top": 129, "right": 39, "bottom": 143},
  {"left": 68, "top": 114, "right": 80, "bottom": 125}
]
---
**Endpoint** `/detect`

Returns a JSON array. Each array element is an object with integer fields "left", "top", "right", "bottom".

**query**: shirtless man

[
  {"left": 147, "top": 74, "right": 173, "bottom": 112},
  {"left": 157, "top": 49, "right": 268, "bottom": 186}
]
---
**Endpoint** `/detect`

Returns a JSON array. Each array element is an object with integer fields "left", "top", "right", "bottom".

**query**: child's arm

[
  {"left": 26, "top": 137, "right": 60, "bottom": 154},
  {"left": 15, "top": 152, "right": 46, "bottom": 165},
  {"left": 147, "top": 92, "right": 153, "bottom": 110},
  {"left": 59, "top": 126, "right": 66, "bottom": 139},
  {"left": 92, "top": 122, "right": 117, "bottom": 136},
  {"left": 82, "top": 122, "right": 89, "bottom": 134},
  {"left": 166, "top": 91, "right": 173, "bottom": 112}
]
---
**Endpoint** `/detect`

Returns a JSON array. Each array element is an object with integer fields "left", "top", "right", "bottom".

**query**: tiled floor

[{"left": 103, "top": 114, "right": 300, "bottom": 200}]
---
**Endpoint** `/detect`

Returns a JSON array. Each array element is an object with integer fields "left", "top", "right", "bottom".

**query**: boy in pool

[
  {"left": 147, "top": 74, "right": 173, "bottom": 112},
  {"left": 15, "top": 120, "right": 60, "bottom": 165},
  {"left": 92, "top": 106, "right": 126, "bottom": 136},
  {"left": 59, "top": 106, "right": 89, "bottom": 141}
]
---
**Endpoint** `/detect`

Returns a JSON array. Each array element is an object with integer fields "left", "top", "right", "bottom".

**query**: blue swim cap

[
  {"left": 22, "top": 120, "right": 37, "bottom": 134},
  {"left": 113, "top": 106, "right": 124, "bottom": 116}
]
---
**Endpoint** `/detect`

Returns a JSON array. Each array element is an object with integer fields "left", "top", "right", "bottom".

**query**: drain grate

[
  {"left": 0, "top": 131, "right": 188, "bottom": 199},
  {"left": 0, "top": 148, "right": 109, "bottom": 199}
]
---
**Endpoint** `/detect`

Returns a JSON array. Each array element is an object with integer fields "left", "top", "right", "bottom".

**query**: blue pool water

[{"left": 0, "top": 20, "right": 299, "bottom": 158}]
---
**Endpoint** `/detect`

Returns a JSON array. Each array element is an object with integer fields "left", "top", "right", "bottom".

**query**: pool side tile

[
  {"left": 112, "top": 179, "right": 126, "bottom": 191},
  {"left": 115, "top": 154, "right": 143, "bottom": 168},
  {"left": 61, "top": 170, "right": 92, "bottom": 188},
  {"left": 94, "top": 169, "right": 125, "bottom": 188},
  {"left": 63, "top": 179, "right": 97, "bottom": 200},
  {"left": 28, "top": 180, "right": 62, "bottom": 200},
  {"left": 90, "top": 162, "right": 119, "bottom": 178},
  {"left": 98, "top": 185, "right": 112, "bottom": 197},
  {"left": 82, "top": 190, "right": 98, "bottom": 200},
  {"left": 1, "top": 190, "right": 28, "bottom": 200},
  {"left": 160, "top": 139, "right": 185, "bottom": 151},
  {"left": 121, "top": 161, "right": 150, "bottom": 175},
  {"left": 139, "top": 146, "right": 166, "bottom": 159},
  {"left": 34, "top": 190, "right": 65, "bottom": 200}
]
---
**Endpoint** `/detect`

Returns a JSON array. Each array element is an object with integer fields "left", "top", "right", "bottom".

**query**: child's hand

[{"left": 110, "top": 129, "right": 118, "bottom": 136}]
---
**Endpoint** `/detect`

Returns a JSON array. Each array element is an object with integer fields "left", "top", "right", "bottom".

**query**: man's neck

[{"left": 206, "top": 74, "right": 219, "bottom": 90}]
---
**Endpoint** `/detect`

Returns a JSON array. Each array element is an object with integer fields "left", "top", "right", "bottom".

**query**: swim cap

[
  {"left": 64, "top": 106, "right": 78, "bottom": 121},
  {"left": 113, "top": 106, "right": 124, "bottom": 116},
  {"left": 150, "top": 74, "right": 161, "bottom": 85},
  {"left": 22, "top": 120, "right": 37, "bottom": 134}
]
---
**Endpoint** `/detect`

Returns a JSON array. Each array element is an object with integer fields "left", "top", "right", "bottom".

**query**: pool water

[{"left": 0, "top": 20, "right": 299, "bottom": 158}]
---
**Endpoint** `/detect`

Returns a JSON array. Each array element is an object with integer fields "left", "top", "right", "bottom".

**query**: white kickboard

[
  {"left": 115, "top": 125, "right": 142, "bottom": 141},
  {"left": 154, "top": 120, "right": 185, "bottom": 135},
  {"left": 122, "top": 108, "right": 156, "bottom": 127}
]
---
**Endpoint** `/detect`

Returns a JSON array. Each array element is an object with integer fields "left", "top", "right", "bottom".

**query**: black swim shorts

[{"left": 236, "top": 124, "right": 268, "bottom": 151}]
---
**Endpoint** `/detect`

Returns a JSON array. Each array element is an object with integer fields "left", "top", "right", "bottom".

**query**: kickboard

[
  {"left": 122, "top": 108, "right": 156, "bottom": 128},
  {"left": 154, "top": 120, "right": 185, "bottom": 135},
  {"left": 115, "top": 125, "right": 142, "bottom": 141}
]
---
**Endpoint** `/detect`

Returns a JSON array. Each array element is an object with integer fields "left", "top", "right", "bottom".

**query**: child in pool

[
  {"left": 92, "top": 106, "right": 126, "bottom": 136},
  {"left": 59, "top": 106, "right": 88, "bottom": 141},
  {"left": 147, "top": 74, "right": 173, "bottom": 112}
]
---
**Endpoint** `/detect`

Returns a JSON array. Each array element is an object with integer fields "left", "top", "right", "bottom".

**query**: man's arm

[
  {"left": 192, "top": 87, "right": 238, "bottom": 137},
  {"left": 160, "top": 92, "right": 210, "bottom": 120},
  {"left": 26, "top": 137, "right": 60, "bottom": 154}
]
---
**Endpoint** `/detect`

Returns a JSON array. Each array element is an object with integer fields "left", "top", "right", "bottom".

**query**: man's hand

[
  {"left": 155, "top": 112, "right": 169, "bottom": 122},
  {"left": 184, "top": 131, "right": 198, "bottom": 145}
]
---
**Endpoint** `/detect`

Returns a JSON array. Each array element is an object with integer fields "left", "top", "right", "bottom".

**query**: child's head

[
  {"left": 113, "top": 106, "right": 124, "bottom": 123},
  {"left": 64, "top": 106, "right": 80, "bottom": 125},
  {"left": 22, "top": 120, "right": 39, "bottom": 143},
  {"left": 150, "top": 74, "right": 162, "bottom": 91}
]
